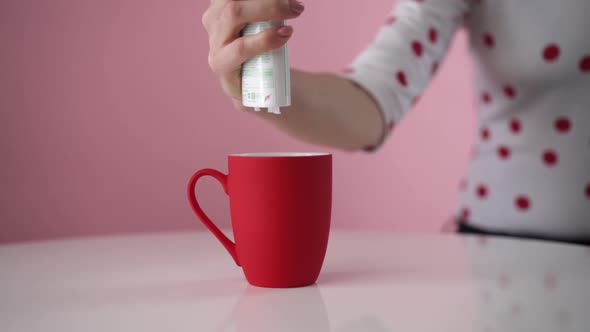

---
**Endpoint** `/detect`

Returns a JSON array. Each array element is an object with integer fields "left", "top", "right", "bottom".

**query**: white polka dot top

[{"left": 342, "top": 0, "right": 590, "bottom": 240}]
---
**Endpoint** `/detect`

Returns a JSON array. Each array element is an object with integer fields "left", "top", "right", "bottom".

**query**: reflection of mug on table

[
  {"left": 223, "top": 285, "right": 331, "bottom": 332},
  {"left": 221, "top": 286, "right": 394, "bottom": 332}
]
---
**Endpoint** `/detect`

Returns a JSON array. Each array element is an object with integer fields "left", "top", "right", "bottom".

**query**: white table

[{"left": 1, "top": 231, "right": 589, "bottom": 332}]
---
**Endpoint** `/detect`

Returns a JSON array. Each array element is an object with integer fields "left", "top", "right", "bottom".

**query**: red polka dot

[
  {"left": 481, "top": 127, "right": 490, "bottom": 141},
  {"left": 515, "top": 195, "right": 531, "bottom": 211},
  {"left": 481, "top": 92, "right": 492, "bottom": 104},
  {"left": 585, "top": 183, "right": 590, "bottom": 199},
  {"left": 396, "top": 71, "right": 408, "bottom": 87},
  {"left": 503, "top": 85, "right": 516, "bottom": 99},
  {"left": 543, "top": 44, "right": 560, "bottom": 62},
  {"left": 509, "top": 118, "right": 522, "bottom": 134},
  {"left": 497, "top": 145, "right": 511, "bottom": 160},
  {"left": 477, "top": 236, "right": 489, "bottom": 247},
  {"left": 460, "top": 207, "right": 470, "bottom": 220},
  {"left": 429, "top": 28, "right": 438, "bottom": 44},
  {"left": 511, "top": 303, "right": 522, "bottom": 318},
  {"left": 554, "top": 116, "right": 571, "bottom": 133},
  {"left": 476, "top": 184, "right": 489, "bottom": 199},
  {"left": 544, "top": 272, "right": 558, "bottom": 290},
  {"left": 499, "top": 273, "right": 511, "bottom": 288},
  {"left": 412, "top": 40, "right": 424, "bottom": 57},
  {"left": 388, "top": 121, "right": 395, "bottom": 131},
  {"left": 580, "top": 55, "right": 590, "bottom": 72},
  {"left": 385, "top": 15, "right": 396, "bottom": 25},
  {"left": 412, "top": 96, "right": 420, "bottom": 106},
  {"left": 432, "top": 61, "right": 439, "bottom": 75},
  {"left": 483, "top": 33, "right": 495, "bottom": 48},
  {"left": 542, "top": 150, "right": 558, "bottom": 166}
]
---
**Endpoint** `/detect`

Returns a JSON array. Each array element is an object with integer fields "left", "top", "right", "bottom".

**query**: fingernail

[
  {"left": 289, "top": 0, "right": 305, "bottom": 14},
  {"left": 277, "top": 25, "right": 293, "bottom": 37}
]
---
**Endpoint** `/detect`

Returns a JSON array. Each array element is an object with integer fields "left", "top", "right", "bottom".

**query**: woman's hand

[{"left": 202, "top": 0, "right": 304, "bottom": 109}]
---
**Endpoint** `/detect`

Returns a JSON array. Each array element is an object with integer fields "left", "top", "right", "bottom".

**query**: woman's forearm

[{"left": 242, "top": 69, "right": 384, "bottom": 151}]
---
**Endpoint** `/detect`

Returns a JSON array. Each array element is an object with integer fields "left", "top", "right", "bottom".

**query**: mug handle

[{"left": 187, "top": 169, "right": 240, "bottom": 266}]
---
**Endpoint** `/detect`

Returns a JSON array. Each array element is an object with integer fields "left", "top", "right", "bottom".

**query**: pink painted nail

[
  {"left": 277, "top": 25, "right": 293, "bottom": 38},
  {"left": 289, "top": 0, "right": 305, "bottom": 14}
]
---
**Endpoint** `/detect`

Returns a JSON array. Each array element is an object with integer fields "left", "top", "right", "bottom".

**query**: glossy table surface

[{"left": 1, "top": 230, "right": 589, "bottom": 332}]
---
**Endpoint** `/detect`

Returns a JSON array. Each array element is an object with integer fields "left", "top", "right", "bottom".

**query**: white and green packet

[{"left": 241, "top": 21, "right": 291, "bottom": 115}]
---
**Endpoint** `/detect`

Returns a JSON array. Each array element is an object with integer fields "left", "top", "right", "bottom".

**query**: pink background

[{"left": 0, "top": 0, "right": 473, "bottom": 243}]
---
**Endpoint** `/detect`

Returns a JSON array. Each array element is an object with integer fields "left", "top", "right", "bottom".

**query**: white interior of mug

[{"left": 230, "top": 152, "right": 330, "bottom": 157}]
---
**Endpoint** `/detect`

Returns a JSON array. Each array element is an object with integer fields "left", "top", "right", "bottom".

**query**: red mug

[{"left": 187, "top": 152, "right": 332, "bottom": 288}]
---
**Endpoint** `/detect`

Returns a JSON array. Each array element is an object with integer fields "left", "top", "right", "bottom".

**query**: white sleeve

[{"left": 341, "top": 0, "right": 470, "bottom": 150}]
